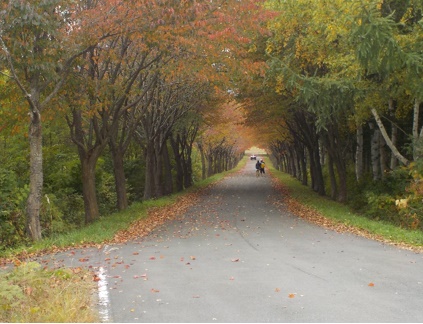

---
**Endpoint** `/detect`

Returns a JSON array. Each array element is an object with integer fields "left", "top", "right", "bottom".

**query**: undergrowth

[
  {"left": 269, "top": 165, "right": 423, "bottom": 250},
  {"left": 0, "top": 261, "right": 98, "bottom": 322}
]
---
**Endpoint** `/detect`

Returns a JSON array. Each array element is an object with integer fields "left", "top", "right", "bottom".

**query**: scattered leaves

[
  {"left": 270, "top": 177, "right": 423, "bottom": 253},
  {"left": 111, "top": 192, "right": 202, "bottom": 244}
]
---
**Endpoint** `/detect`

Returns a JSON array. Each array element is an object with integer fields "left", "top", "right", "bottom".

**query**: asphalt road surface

[{"left": 40, "top": 159, "right": 423, "bottom": 322}]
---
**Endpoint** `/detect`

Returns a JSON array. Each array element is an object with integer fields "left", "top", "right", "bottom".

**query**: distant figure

[
  {"left": 259, "top": 159, "right": 265, "bottom": 175},
  {"left": 255, "top": 160, "right": 261, "bottom": 177}
]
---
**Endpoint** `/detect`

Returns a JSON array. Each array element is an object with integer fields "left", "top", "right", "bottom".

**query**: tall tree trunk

[
  {"left": 143, "top": 143, "right": 155, "bottom": 200},
  {"left": 170, "top": 136, "right": 184, "bottom": 191},
  {"left": 207, "top": 152, "right": 213, "bottom": 177},
  {"left": 80, "top": 154, "right": 100, "bottom": 223},
  {"left": 379, "top": 133, "right": 387, "bottom": 180},
  {"left": 26, "top": 109, "right": 43, "bottom": 240},
  {"left": 388, "top": 98, "right": 398, "bottom": 169},
  {"left": 308, "top": 147, "right": 325, "bottom": 196},
  {"left": 300, "top": 146, "right": 307, "bottom": 186},
  {"left": 328, "top": 154, "right": 337, "bottom": 200},
  {"left": 355, "top": 124, "right": 364, "bottom": 181},
  {"left": 413, "top": 98, "right": 420, "bottom": 161},
  {"left": 162, "top": 142, "right": 173, "bottom": 195},
  {"left": 183, "top": 154, "right": 193, "bottom": 189},
  {"left": 371, "top": 108, "right": 409, "bottom": 166},
  {"left": 370, "top": 122, "right": 381, "bottom": 181},
  {"left": 153, "top": 139, "right": 164, "bottom": 198},
  {"left": 197, "top": 141, "right": 206, "bottom": 180},
  {"left": 109, "top": 143, "right": 128, "bottom": 211}
]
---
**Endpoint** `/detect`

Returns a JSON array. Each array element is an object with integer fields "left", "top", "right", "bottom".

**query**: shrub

[{"left": 0, "top": 168, "right": 29, "bottom": 249}]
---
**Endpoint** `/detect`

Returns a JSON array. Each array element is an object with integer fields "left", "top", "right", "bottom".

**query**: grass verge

[
  {"left": 0, "top": 158, "right": 247, "bottom": 323},
  {"left": 270, "top": 165, "right": 423, "bottom": 251},
  {"left": 0, "top": 157, "right": 247, "bottom": 261},
  {"left": 0, "top": 261, "right": 98, "bottom": 322}
]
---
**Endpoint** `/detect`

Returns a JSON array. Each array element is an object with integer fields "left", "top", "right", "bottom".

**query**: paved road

[{"left": 39, "top": 159, "right": 423, "bottom": 322}]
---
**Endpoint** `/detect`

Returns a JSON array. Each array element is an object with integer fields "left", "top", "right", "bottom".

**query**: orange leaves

[{"left": 111, "top": 192, "right": 201, "bottom": 244}]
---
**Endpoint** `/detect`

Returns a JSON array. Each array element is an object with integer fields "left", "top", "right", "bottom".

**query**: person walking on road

[
  {"left": 259, "top": 159, "right": 266, "bottom": 175},
  {"left": 255, "top": 159, "right": 261, "bottom": 177}
]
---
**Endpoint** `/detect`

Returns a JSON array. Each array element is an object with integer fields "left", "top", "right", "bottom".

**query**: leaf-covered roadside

[
  {"left": 110, "top": 190, "right": 203, "bottom": 244},
  {"left": 270, "top": 172, "right": 423, "bottom": 253}
]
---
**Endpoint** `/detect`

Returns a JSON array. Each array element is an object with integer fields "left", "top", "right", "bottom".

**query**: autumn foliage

[{"left": 0, "top": 0, "right": 272, "bottom": 245}]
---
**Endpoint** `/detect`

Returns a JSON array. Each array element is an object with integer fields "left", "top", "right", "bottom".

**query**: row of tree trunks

[{"left": 197, "top": 138, "right": 242, "bottom": 179}]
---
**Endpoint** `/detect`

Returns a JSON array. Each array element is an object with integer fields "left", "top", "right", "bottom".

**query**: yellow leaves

[{"left": 265, "top": 43, "right": 274, "bottom": 55}]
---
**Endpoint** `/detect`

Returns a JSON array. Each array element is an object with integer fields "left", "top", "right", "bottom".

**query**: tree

[{"left": 0, "top": 0, "right": 91, "bottom": 240}]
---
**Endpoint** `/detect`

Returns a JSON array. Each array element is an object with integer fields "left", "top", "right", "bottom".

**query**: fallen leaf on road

[
  {"left": 275, "top": 288, "right": 281, "bottom": 292},
  {"left": 149, "top": 256, "right": 156, "bottom": 260},
  {"left": 368, "top": 282, "right": 375, "bottom": 287},
  {"left": 151, "top": 288, "right": 160, "bottom": 293},
  {"left": 231, "top": 258, "right": 240, "bottom": 262},
  {"left": 93, "top": 275, "right": 101, "bottom": 282},
  {"left": 288, "top": 293, "right": 296, "bottom": 298},
  {"left": 133, "top": 252, "right": 139, "bottom": 255},
  {"left": 78, "top": 258, "right": 89, "bottom": 262},
  {"left": 190, "top": 256, "right": 196, "bottom": 260}
]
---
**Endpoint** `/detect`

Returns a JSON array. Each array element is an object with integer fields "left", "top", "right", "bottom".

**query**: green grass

[
  {"left": 0, "top": 261, "right": 98, "bottom": 322},
  {"left": 3, "top": 155, "right": 422, "bottom": 257},
  {"left": 2, "top": 155, "right": 423, "bottom": 322},
  {"left": 270, "top": 166, "right": 423, "bottom": 249},
  {"left": 0, "top": 158, "right": 248, "bottom": 323},
  {"left": 0, "top": 157, "right": 247, "bottom": 260}
]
